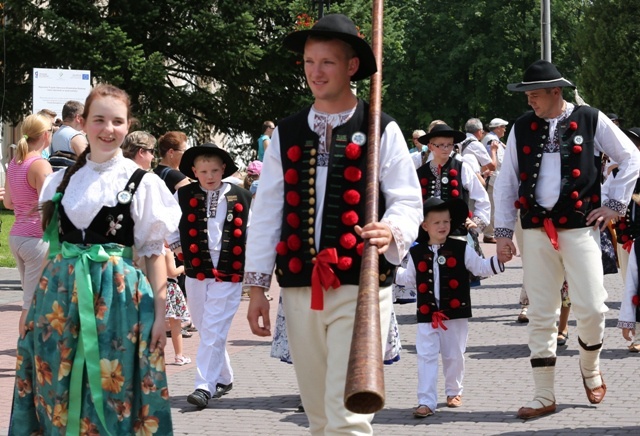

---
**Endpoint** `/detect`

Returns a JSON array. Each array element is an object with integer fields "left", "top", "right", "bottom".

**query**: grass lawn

[{"left": 0, "top": 209, "right": 17, "bottom": 267}]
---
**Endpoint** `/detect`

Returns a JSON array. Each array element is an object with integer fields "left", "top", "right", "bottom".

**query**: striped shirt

[{"left": 8, "top": 156, "right": 44, "bottom": 238}]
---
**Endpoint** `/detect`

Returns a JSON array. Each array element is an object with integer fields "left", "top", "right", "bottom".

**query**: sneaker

[
  {"left": 187, "top": 389, "right": 211, "bottom": 408},
  {"left": 175, "top": 355, "right": 191, "bottom": 366},
  {"left": 517, "top": 307, "right": 529, "bottom": 323},
  {"left": 212, "top": 382, "right": 233, "bottom": 399}
]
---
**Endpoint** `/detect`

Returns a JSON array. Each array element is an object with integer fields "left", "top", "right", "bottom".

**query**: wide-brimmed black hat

[
  {"left": 607, "top": 113, "right": 623, "bottom": 122},
  {"left": 416, "top": 197, "right": 469, "bottom": 243},
  {"left": 507, "top": 60, "right": 575, "bottom": 92},
  {"left": 179, "top": 142, "right": 238, "bottom": 180},
  {"left": 418, "top": 124, "right": 467, "bottom": 145},
  {"left": 283, "top": 14, "right": 377, "bottom": 82}
]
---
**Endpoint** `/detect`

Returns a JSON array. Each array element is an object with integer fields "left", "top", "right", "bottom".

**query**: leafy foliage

[{"left": 576, "top": 0, "right": 640, "bottom": 126}]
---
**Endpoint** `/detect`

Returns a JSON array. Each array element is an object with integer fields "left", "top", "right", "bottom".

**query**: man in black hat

[
  {"left": 244, "top": 13, "right": 422, "bottom": 434},
  {"left": 166, "top": 143, "right": 252, "bottom": 409},
  {"left": 494, "top": 59, "right": 640, "bottom": 419}
]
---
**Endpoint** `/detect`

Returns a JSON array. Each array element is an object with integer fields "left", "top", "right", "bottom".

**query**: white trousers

[
  {"left": 416, "top": 318, "right": 468, "bottom": 410},
  {"left": 282, "top": 285, "right": 392, "bottom": 436},
  {"left": 186, "top": 277, "right": 241, "bottom": 393},
  {"left": 522, "top": 227, "right": 608, "bottom": 359}
]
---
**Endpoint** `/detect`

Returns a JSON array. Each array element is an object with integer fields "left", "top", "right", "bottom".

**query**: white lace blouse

[{"left": 40, "top": 152, "right": 181, "bottom": 257}]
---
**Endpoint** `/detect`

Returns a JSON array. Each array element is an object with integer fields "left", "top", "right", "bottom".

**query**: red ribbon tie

[
  {"left": 543, "top": 218, "right": 559, "bottom": 251},
  {"left": 311, "top": 248, "right": 341, "bottom": 310},
  {"left": 623, "top": 240, "right": 634, "bottom": 253},
  {"left": 431, "top": 311, "right": 450, "bottom": 330}
]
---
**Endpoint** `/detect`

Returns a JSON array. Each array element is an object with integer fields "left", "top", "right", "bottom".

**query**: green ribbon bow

[{"left": 61, "top": 242, "right": 131, "bottom": 436}]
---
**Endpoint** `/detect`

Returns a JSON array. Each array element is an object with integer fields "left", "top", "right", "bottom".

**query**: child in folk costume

[
  {"left": 395, "top": 198, "right": 511, "bottom": 418},
  {"left": 167, "top": 143, "right": 252, "bottom": 409},
  {"left": 10, "top": 85, "right": 179, "bottom": 435}
]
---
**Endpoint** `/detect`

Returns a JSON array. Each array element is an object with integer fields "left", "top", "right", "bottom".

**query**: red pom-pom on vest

[
  {"left": 571, "top": 191, "right": 579, "bottom": 200},
  {"left": 233, "top": 229, "right": 242, "bottom": 238},
  {"left": 559, "top": 216, "right": 568, "bottom": 224},
  {"left": 530, "top": 122, "right": 538, "bottom": 131},
  {"left": 234, "top": 217, "right": 243, "bottom": 227},
  {"left": 419, "top": 304, "right": 430, "bottom": 314},
  {"left": 418, "top": 261, "right": 428, "bottom": 272},
  {"left": 189, "top": 244, "right": 198, "bottom": 254},
  {"left": 189, "top": 198, "right": 198, "bottom": 208},
  {"left": 189, "top": 228, "right": 198, "bottom": 237},
  {"left": 191, "top": 257, "right": 201, "bottom": 267},
  {"left": 569, "top": 121, "right": 578, "bottom": 130},
  {"left": 446, "top": 257, "right": 457, "bottom": 268},
  {"left": 572, "top": 145, "right": 582, "bottom": 154},
  {"left": 337, "top": 256, "right": 353, "bottom": 270},
  {"left": 286, "top": 191, "right": 301, "bottom": 207},
  {"left": 418, "top": 283, "right": 428, "bottom": 293},
  {"left": 232, "top": 261, "right": 242, "bottom": 270},
  {"left": 450, "top": 179, "right": 459, "bottom": 187},
  {"left": 345, "top": 143, "right": 362, "bottom": 160},
  {"left": 286, "top": 213, "right": 301, "bottom": 228},
  {"left": 343, "top": 189, "right": 360, "bottom": 205},
  {"left": 356, "top": 242, "right": 364, "bottom": 256},
  {"left": 340, "top": 233, "right": 357, "bottom": 250},
  {"left": 188, "top": 214, "right": 196, "bottom": 223},
  {"left": 287, "top": 234, "right": 302, "bottom": 251},
  {"left": 289, "top": 258, "right": 303, "bottom": 274},
  {"left": 284, "top": 169, "right": 299, "bottom": 185},
  {"left": 341, "top": 210, "right": 359, "bottom": 226},
  {"left": 450, "top": 298, "right": 461, "bottom": 309},
  {"left": 572, "top": 169, "right": 581, "bottom": 178},
  {"left": 523, "top": 145, "right": 531, "bottom": 155},
  {"left": 449, "top": 169, "right": 458, "bottom": 177},
  {"left": 276, "top": 241, "right": 288, "bottom": 256},
  {"left": 287, "top": 145, "right": 302, "bottom": 162},
  {"left": 344, "top": 166, "right": 362, "bottom": 182},
  {"left": 232, "top": 246, "right": 243, "bottom": 256},
  {"left": 531, "top": 216, "right": 540, "bottom": 224},
  {"left": 632, "top": 295, "right": 640, "bottom": 306},
  {"left": 196, "top": 273, "right": 205, "bottom": 281},
  {"left": 451, "top": 189, "right": 460, "bottom": 198},
  {"left": 449, "top": 279, "right": 459, "bottom": 289},
  {"left": 234, "top": 203, "right": 243, "bottom": 212}
]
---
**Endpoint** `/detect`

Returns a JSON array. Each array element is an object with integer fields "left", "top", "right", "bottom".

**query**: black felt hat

[
  {"left": 179, "top": 143, "right": 238, "bottom": 180},
  {"left": 607, "top": 113, "right": 623, "bottom": 122},
  {"left": 283, "top": 14, "right": 377, "bottom": 82},
  {"left": 418, "top": 124, "right": 467, "bottom": 145},
  {"left": 507, "top": 60, "right": 575, "bottom": 92},
  {"left": 416, "top": 198, "right": 469, "bottom": 243}
]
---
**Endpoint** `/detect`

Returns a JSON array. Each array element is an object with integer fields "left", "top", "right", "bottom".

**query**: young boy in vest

[
  {"left": 395, "top": 197, "right": 511, "bottom": 418},
  {"left": 167, "top": 143, "right": 252, "bottom": 408}
]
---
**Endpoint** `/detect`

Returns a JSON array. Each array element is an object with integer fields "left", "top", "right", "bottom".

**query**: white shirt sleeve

[
  {"left": 593, "top": 113, "right": 640, "bottom": 209},
  {"left": 493, "top": 128, "right": 520, "bottom": 232},
  {"left": 394, "top": 254, "right": 416, "bottom": 289},
  {"left": 379, "top": 121, "right": 424, "bottom": 264},
  {"left": 461, "top": 161, "right": 491, "bottom": 225}
]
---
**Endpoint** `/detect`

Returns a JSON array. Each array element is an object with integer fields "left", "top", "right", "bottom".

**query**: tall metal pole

[
  {"left": 541, "top": 0, "right": 551, "bottom": 61},
  {"left": 314, "top": 1, "right": 329, "bottom": 19}
]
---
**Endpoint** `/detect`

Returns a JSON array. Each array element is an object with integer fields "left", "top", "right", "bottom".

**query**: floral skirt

[
  {"left": 165, "top": 280, "right": 190, "bottom": 321},
  {"left": 10, "top": 251, "right": 173, "bottom": 435}
]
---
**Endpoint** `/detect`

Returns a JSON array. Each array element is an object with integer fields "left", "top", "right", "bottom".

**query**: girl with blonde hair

[{"left": 3, "top": 113, "right": 53, "bottom": 337}]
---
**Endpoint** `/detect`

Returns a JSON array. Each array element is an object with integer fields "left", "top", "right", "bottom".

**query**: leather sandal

[
  {"left": 517, "top": 401, "right": 557, "bottom": 419},
  {"left": 446, "top": 395, "right": 462, "bottom": 407},
  {"left": 557, "top": 331, "right": 569, "bottom": 346},
  {"left": 582, "top": 372, "right": 606, "bottom": 404}
]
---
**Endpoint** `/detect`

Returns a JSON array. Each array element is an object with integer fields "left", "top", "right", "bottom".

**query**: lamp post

[
  {"left": 312, "top": 0, "right": 330, "bottom": 19},
  {"left": 541, "top": 0, "right": 551, "bottom": 61}
]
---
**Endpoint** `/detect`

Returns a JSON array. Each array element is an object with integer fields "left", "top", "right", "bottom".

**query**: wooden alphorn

[{"left": 344, "top": 0, "right": 385, "bottom": 415}]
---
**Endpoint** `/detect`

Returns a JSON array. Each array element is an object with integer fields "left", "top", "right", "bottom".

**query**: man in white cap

[
  {"left": 481, "top": 118, "right": 509, "bottom": 243},
  {"left": 494, "top": 59, "right": 640, "bottom": 419}
]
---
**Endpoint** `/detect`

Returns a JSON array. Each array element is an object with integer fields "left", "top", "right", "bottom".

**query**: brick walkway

[{"left": 1, "top": 242, "right": 639, "bottom": 434}]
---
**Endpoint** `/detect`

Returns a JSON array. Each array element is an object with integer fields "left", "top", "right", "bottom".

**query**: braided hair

[{"left": 40, "top": 84, "right": 132, "bottom": 231}]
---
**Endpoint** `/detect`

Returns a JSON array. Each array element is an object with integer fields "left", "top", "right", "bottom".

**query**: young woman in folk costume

[{"left": 10, "top": 84, "right": 180, "bottom": 435}]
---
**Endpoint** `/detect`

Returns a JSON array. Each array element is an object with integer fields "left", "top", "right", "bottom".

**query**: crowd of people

[{"left": 4, "top": 11, "right": 640, "bottom": 436}]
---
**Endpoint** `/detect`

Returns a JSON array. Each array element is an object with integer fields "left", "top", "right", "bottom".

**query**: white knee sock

[
  {"left": 526, "top": 366, "right": 555, "bottom": 408},
  {"left": 579, "top": 347, "right": 603, "bottom": 389}
]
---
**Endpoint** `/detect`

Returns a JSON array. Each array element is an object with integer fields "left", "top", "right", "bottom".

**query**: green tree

[
  {"left": 383, "top": 0, "right": 586, "bottom": 144},
  {"left": 576, "top": 0, "right": 640, "bottom": 126}
]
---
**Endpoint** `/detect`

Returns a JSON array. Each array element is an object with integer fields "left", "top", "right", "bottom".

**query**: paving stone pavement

[{"left": 1, "top": 242, "right": 640, "bottom": 435}]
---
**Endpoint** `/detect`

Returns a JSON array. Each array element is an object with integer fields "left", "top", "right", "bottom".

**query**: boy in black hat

[
  {"left": 167, "top": 143, "right": 252, "bottom": 408},
  {"left": 244, "top": 13, "right": 423, "bottom": 434},
  {"left": 395, "top": 198, "right": 510, "bottom": 418},
  {"left": 494, "top": 59, "right": 640, "bottom": 419}
]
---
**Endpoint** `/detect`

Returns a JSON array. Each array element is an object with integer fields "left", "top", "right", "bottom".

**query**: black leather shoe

[
  {"left": 187, "top": 389, "right": 211, "bottom": 408},
  {"left": 212, "top": 382, "right": 233, "bottom": 399}
]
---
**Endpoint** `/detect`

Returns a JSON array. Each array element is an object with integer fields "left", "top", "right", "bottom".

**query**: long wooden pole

[{"left": 344, "top": 0, "right": 385, "bottom": 415}]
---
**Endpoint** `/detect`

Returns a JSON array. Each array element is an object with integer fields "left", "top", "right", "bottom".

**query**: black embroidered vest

[
  {"left": 615, "top": 178, "right": 640, "bottom": 245},
  {"left": 58, "top": 169, "right": 146, "bottom": 246},
  {"left": 417, "top": 156, "right": 469, "bottom": 235},
  {"left": 177, "top": 182, "right": 252, "bottom": 282},
  {"left": 410, "top": 238, "right": 472, "bottom": 323},
  {"left": 514, "top": 106, "right": 601, "bottom": 229},
  {"left": 274, "top": 99, "right": 396, "bottom": 289}
]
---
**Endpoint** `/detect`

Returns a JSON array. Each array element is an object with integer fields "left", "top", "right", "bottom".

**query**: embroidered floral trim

[
  {"left": 617, "top": 320, "right": 636, "bottom": 329},
  {"left": 495, "top": 227, "right": 514, "bottom": 239},
  {"left": 604, "top": 199, "right": 627, "bottom": 215},
  {"left": 243, "top": 272, "right": 272, "bottom": 289},
  {"left": 382, "top": 218, "right": 405, "bottom": 258},
  {"left": 428, "top": 163, "right": 442, "bottom": 197}
]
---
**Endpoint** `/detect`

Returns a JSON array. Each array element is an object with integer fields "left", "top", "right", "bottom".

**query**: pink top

[{"left": 8, "top": 156, "right": 44, "bottom": 238}]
